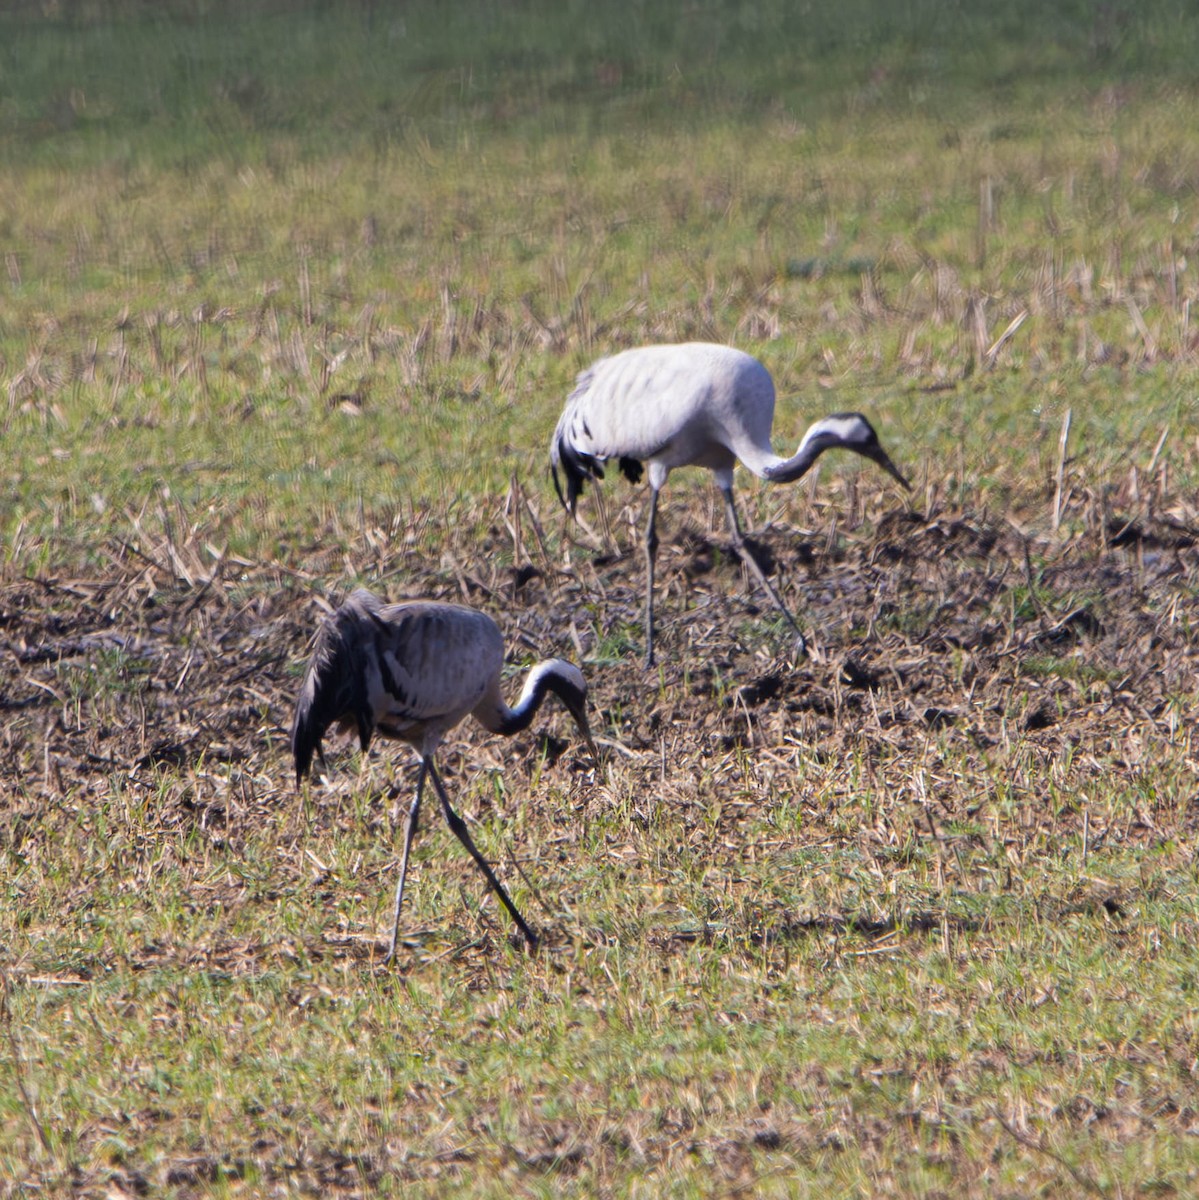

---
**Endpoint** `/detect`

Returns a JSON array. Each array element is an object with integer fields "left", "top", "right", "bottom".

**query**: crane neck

[
  {"left": 757, "top": 443, "right": 822, "bottom": 483},
  {"left": 745, "top": 415, "right": 884, "bottom": 484},
  {"left": 731, "top": 438, "right": 820, "bottom": 484},
  {"left": 487, "top": 660, "right": 586, "bottom": 737}
]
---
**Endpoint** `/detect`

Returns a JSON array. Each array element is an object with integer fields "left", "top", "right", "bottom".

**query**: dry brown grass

[
  {"left": 5, "top": 5, "right": 1199, "bottom": 1191},
  {"left": 3, "top": 469, "right": 1198, "bottom": 1195}
]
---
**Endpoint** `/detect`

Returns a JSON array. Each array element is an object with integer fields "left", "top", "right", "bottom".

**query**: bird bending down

[
  {"left": 550, "top": 342, "right": 911, "bottom": 666},
  {"left": 291, "top": 588, "right": 596, "bottom": 960}
]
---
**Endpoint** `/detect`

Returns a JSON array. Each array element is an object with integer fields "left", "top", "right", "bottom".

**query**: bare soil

[
  {"left": 4, "top": 492, "right": 1196, "bottom": 873},
  {"left": 2, "top": 492, "right": 1198, "bottom": 1196}
]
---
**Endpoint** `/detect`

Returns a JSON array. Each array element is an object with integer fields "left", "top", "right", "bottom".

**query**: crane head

[
  {"left": 797, "top": 413, "right": 910, "bottom": 490},
  {"left": 541, "top": 659, "right": 600, "bottom": 763}
]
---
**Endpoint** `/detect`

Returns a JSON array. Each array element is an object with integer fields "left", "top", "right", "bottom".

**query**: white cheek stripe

[{"left": 798, "top": 415, "right": 864, "bottom": 450}]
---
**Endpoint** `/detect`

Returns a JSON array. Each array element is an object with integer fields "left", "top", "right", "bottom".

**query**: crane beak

[
  {"left": 570, "top": 704, "right": 601, "bottom": 765},
  {"left": 869, "top": 446, "right": 911, "bottom": 491},
  {"left": 581, "top": 719, "right": 601, "bottom": 766}
]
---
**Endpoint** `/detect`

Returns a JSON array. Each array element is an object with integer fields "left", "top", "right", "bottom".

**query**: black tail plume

[
  {"left": 550, "top": 432, "right": 604, "bottom": 514},
  {"left": 291, "top": 595, "right": 375, "bottom": 786}
]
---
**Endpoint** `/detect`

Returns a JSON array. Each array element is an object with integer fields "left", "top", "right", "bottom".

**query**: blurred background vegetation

[
  {"left": 2, "top": 0, "right": 1197, "bottom": 568},
  {"left": 4, "top": 0, "right": 1199, "bottom": 165}
]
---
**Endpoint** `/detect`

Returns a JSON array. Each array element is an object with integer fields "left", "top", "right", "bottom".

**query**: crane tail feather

[
  {"left": 550, "top": 431, "right": 604, "bottom": 514},
  {"left": 291, "top": 703, "right": 323, "bottom": 786},
  {"left": 291, "top": 592, "right": 375, "bottom": 786},
  {"left": 550, "top": 459, "right": 570, "bottom": 512},
  {"left": 618, "top": 457, "right": 643, "bottom": 484}
]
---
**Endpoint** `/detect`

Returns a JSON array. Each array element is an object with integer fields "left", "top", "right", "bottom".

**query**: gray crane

[
  {"left": 550, "top": 342, "right": 910, "bottom": 666},
  {"left": 291, "top": 588, "right": 596, "bottom": 959}
]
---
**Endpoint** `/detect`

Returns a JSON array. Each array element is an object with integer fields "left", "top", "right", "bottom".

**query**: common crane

[
  {"left": 291, "top": 588, "right": 596, "bottom": 959},
  {"left": 550, "top": 342, "right": 910, "bottom": 665}
]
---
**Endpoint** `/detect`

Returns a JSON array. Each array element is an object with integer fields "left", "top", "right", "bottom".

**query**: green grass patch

[{"left": 4, "top": 1, "right": 1199, "bottom": 1196}]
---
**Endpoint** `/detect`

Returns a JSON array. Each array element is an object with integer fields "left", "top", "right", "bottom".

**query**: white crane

[
  {"left": 291, "top": 588, "right": 596, "bottom": 959},
  {"left": 550, "top": 342, "right": 910, "bottom": 666}
]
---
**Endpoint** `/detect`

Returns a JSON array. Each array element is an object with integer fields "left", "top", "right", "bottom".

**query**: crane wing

[
  {"left": 365, "top": 601, "right": 502, "bottom": 728},
  {"left": 551, "top": 345, "right": 715, "bottom": 508},
  {"left": 549, "top": 343, "right": 774, "bottom": 508},
  {"left": 291, "top": 592, "right": 506, "bottom": 780}
]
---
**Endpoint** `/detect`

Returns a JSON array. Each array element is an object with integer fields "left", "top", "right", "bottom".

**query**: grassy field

[{"left": 3, "top": 2, "right": 1199, "bottom": 1196}]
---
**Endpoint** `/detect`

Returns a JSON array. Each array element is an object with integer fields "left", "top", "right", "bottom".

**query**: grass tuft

[{"left": 4, "top": 1, "right": 1199, "bottom": 1195}]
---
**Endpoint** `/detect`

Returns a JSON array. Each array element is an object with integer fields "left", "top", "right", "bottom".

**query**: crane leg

[
  {"left": 386, "top": 758, "right": 427, "bottom": 963},
  {"left": 643, "top": 488, "right": 660, "bottom": 668},
  {"left": 427, "top": 759, "right": 539, "bottom": 950},
  {"left": 720, "top": 487, "right": 808, "bottom": 656}
]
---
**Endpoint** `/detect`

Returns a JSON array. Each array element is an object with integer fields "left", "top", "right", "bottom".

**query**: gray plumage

[
  {"left": 550, "top": 342, "right": 910, "bottom": 665},
  {"left": 291, "top": 588, "right": 595, "bottom": 958}
]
